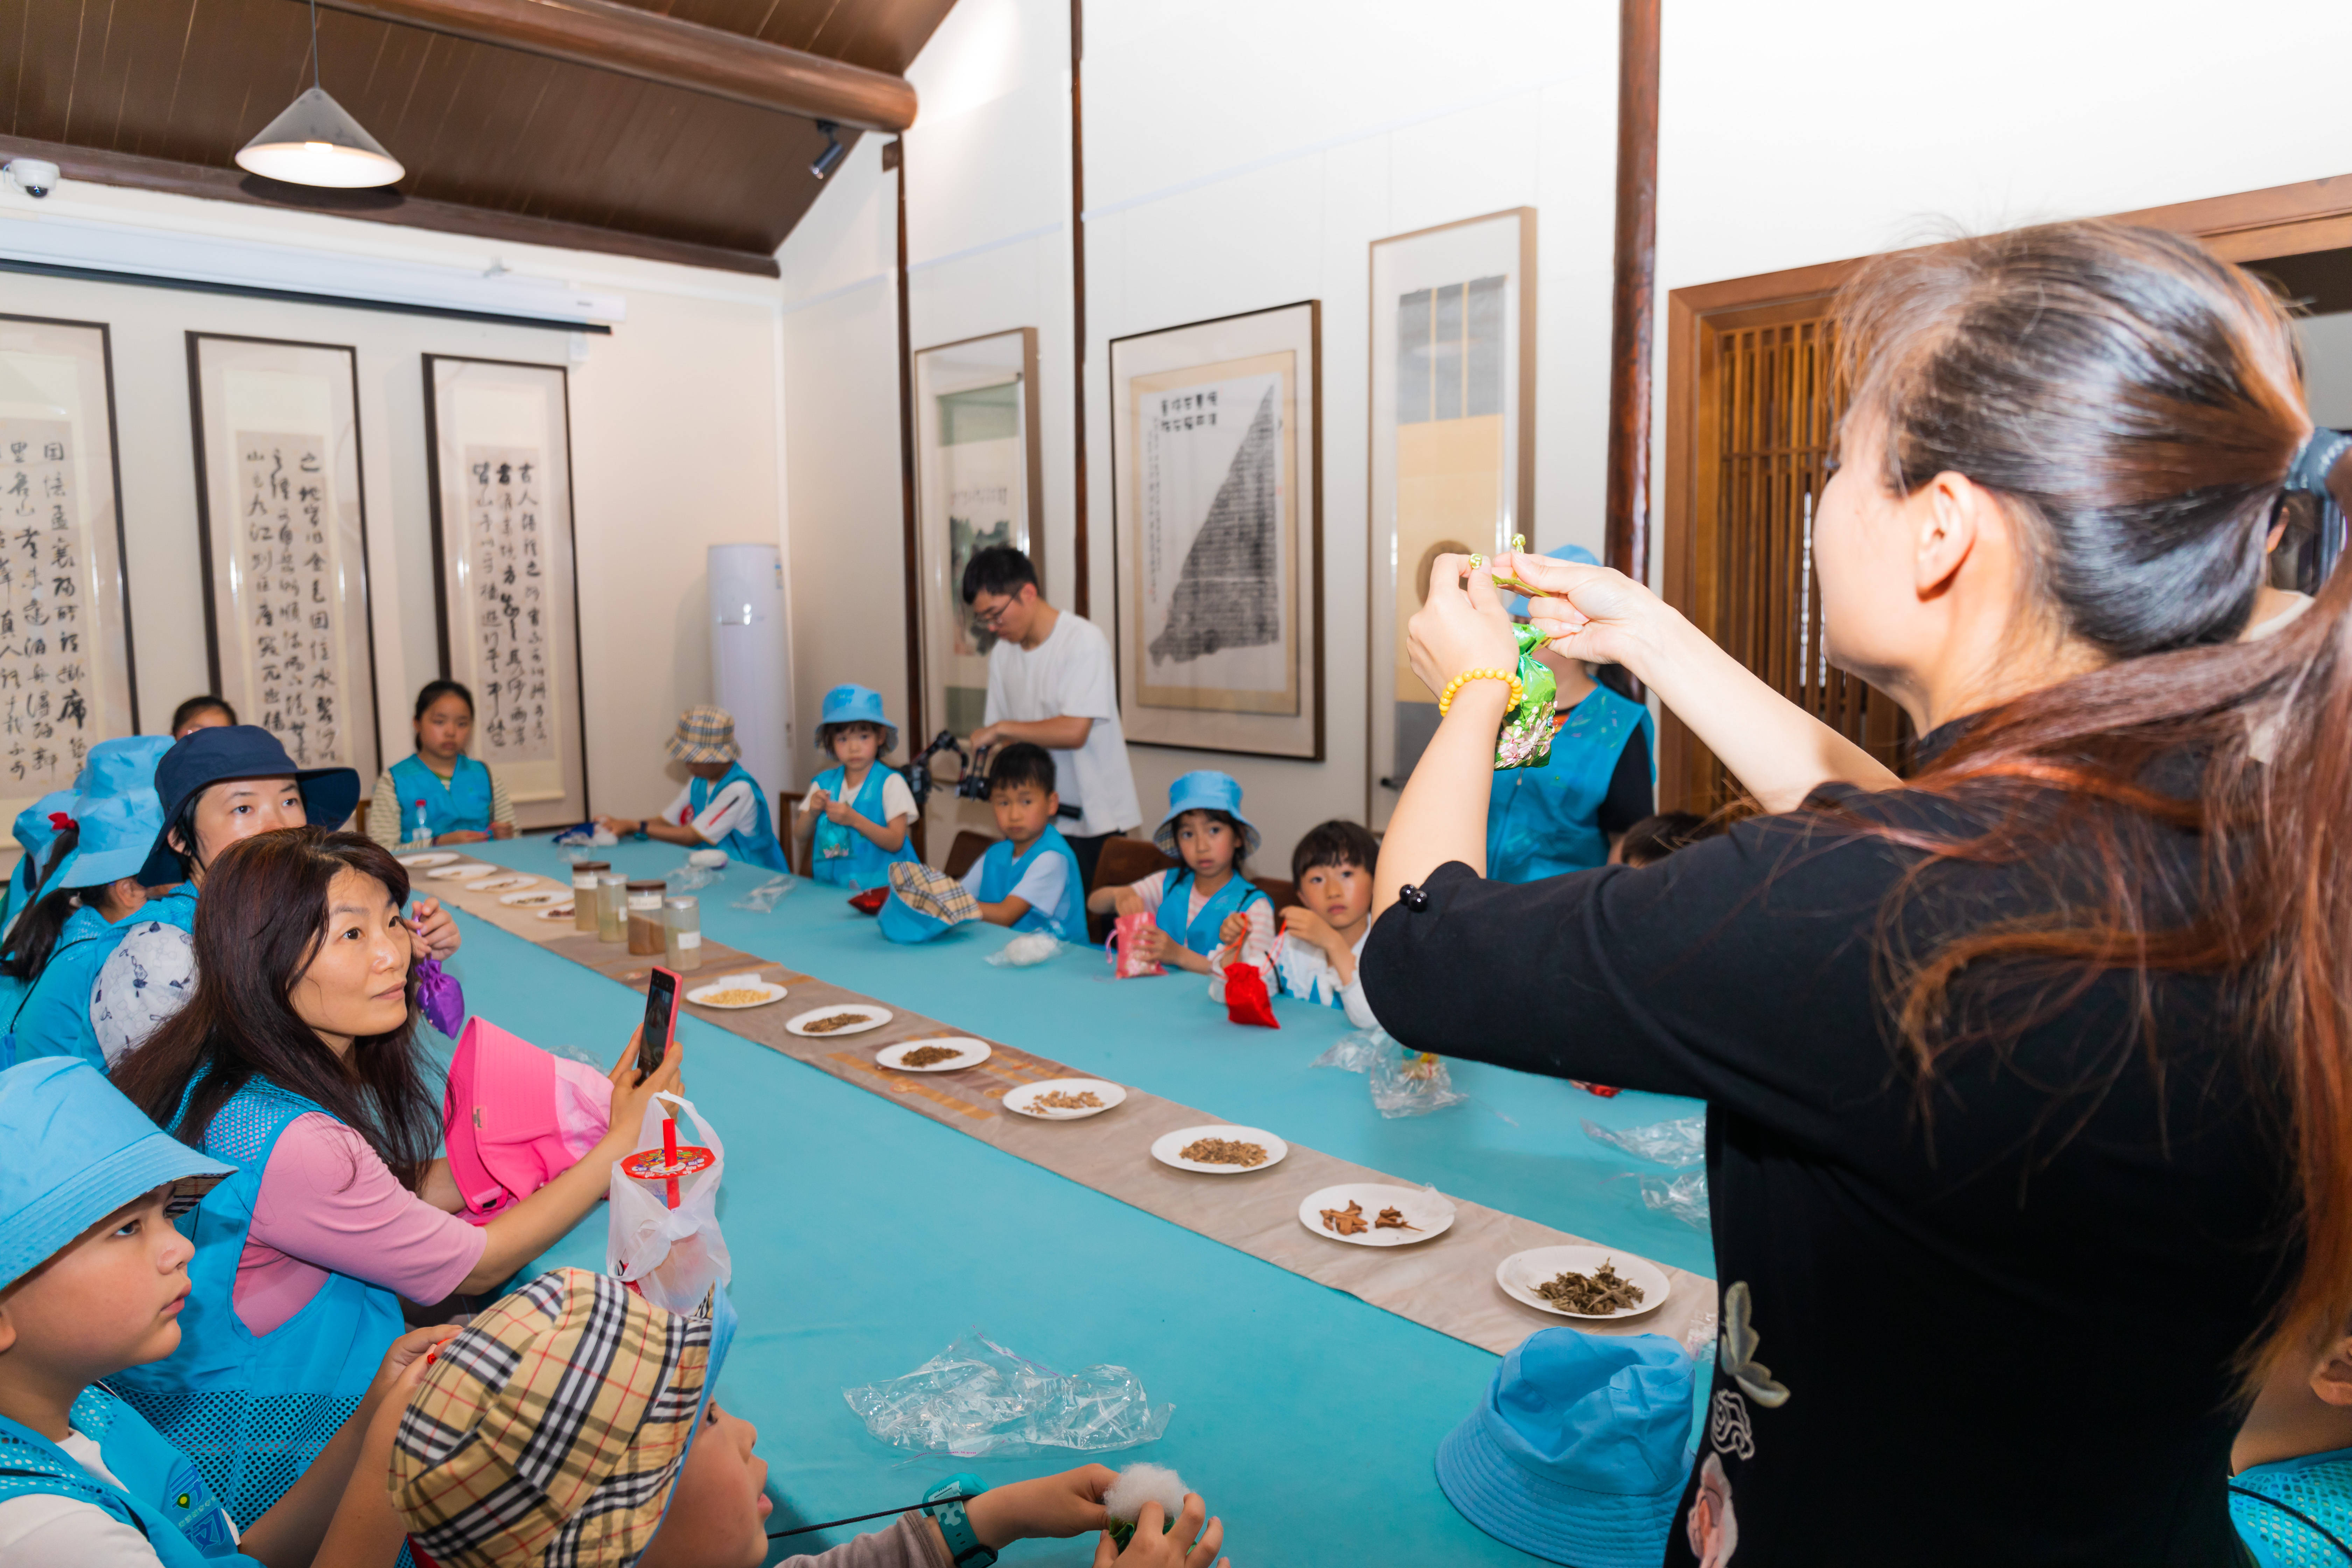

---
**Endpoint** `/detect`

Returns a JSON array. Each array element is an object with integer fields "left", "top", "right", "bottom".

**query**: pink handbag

[
  {"left": 442, "top": 1018, "right": 603, "bottom": 1226},
  {"left": 1105, "top": 909, "right": 1165, "bottom": 977}
]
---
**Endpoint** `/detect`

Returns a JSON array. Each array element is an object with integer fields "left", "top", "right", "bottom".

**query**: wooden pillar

[
  {"left": 1068, "top": 0, "right": 1090, "bottom": 617},
  {"left": 888, "top": 136, "right": 927, "bottom": 857},
  {"left": 1604, "top": 0, "right": 1660, "bottom": 595}
]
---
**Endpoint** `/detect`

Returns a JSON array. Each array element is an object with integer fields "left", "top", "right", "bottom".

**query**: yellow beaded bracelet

[{"left": 1438, "top": 667, "right": 1522, "bottom": 716}]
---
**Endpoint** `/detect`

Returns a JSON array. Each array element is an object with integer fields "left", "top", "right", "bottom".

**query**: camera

[
  {"left": 902, "top": 730, "right": 991, "bottom": 804},
  {"left": 4, "top": 159, "right": 59, "bottom": 199}
]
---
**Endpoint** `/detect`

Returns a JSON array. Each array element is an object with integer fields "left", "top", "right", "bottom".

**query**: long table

[{"left": 427, "top": 838, "right": 1716, "bottom": 1565}]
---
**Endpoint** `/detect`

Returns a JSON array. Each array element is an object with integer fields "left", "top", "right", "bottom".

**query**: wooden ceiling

[{"left": 0, "top": 0, "right": 961, "bottom": 275}]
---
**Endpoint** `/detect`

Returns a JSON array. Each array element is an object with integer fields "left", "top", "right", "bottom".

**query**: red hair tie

[{"left": 46, "top": 812, "right": 72, "bottom": 832}]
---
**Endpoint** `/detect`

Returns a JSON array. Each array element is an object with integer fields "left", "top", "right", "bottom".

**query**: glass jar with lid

[
  {"left": 595, "top": 872, "right": 628, "bottom": 942},
  {"left": 570, "top": 860, "right": 609, "bottom": 934},
  {"left": 625, "top": 880, "right": 667, "bottom": 955},
  {"left": 663, "top": 896, "right": 702, "bottom": 971}
]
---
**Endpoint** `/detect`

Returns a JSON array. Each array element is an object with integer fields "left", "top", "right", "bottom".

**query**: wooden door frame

[{"left": 1659, "top": 173, "right": 2352, "bottom": 807}]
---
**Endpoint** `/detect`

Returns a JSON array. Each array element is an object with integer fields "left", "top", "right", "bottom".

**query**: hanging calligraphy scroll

[
  {"left": 421, "top": 356, "right": 587, "bottom": 826},
  {"left": 0, "top": 315, "right": 138, "bottom": 842},
  {"left": 188, "top": 335, "right": 382, "bottom": 793}
]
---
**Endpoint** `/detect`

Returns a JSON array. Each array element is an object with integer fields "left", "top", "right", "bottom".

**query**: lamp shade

[{"left": 235, "top": 85, "right": 404, "bottom": 188}]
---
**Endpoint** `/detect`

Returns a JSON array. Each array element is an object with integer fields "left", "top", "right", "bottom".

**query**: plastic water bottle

[{"left": 407, "top": 800, "right": 432, "bottom": 850}]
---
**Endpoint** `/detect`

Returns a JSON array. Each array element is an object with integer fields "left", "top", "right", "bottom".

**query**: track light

[
  {"left": 236, "top": 0, "right": 402, "bottom": 188},
  {"left": 810, "top": 120, "right": 847, "bottom": 181}
]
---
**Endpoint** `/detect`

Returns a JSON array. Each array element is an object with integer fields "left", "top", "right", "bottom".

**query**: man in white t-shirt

[{"left": 962, "top": 546, "right": 1141, "bottom": 893}]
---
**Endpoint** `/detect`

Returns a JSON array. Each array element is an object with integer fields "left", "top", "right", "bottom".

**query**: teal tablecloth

[{"left": 429, "top": 836, "right": 1714, "bottom": 1566}]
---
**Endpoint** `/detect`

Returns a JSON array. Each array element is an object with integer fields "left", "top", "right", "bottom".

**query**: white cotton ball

[
  {"left": 688, "top": 848, "right": 729, "bottom": 869},
  {"left": 1103, "top": 1463, "right": 1188, "bottom": 1525}
]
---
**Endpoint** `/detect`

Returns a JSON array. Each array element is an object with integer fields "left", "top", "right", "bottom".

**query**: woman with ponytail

[{"left": 1368, "top": 220, "right": 2352, "bottom": 1564}]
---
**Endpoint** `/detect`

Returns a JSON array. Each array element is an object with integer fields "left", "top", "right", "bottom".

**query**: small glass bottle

[
  {"left": 663, "top": 896, "right": 702, "bottom": 971},
  {"left": 626, "top": 879, "right": 667, "bottom": 955},
  {"left": 571, "top": 860, "right": 609, "bottom": 934},
  {"left": 595, "top": 872, "right": 628, "bottom": 942}
]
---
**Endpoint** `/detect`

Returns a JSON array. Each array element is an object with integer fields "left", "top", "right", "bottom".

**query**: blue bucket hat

[
  {"left": 1505, "top": 542, "right": 1600, "bottom": 619},
  {"left": 0, "top": 1057, "right": 233, "bottom": 1294},
  {"left": 1152, "top": 770, "right": 1261, "bottom": 858},
  {"left": 136, "top": 725, "right": 362, "bottom": 886},
  {"left": 7, "top": 787, "right": 78, "bottom": 925},
  {"left": 816, "top": 684, "right": 899, "bottom": 757},
  {"left": 1434, "top": 1328, "right": 1695, "bottom": 1567},
  {"left": 38, "top": 735, "right": 172, "bottom": 898}
]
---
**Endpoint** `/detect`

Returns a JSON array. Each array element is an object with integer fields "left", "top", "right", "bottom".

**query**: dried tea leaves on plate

[
  {"left": 1535, "top": 1259, "right": 1647, "bottom": 1314},
  {"left": 1179, "top": 1137, "right": 1268, "bottom": 1168},
  {"left": 898, "top": 1044, "right": 966, "bottom": 1068},
  {"left": 1031, "top": 1089, "right": 1104, "bottom": 1111},
  {"left": 804, "top": 1012, "right": 869, "bottom": 1034}
]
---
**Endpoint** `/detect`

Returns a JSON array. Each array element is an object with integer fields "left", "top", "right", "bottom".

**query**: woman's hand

[
  {"left": 407, "top": 898, "right": 461, "bottom": 960},
  {"left": 1090, "top": 1496, "right": 1226, "bottom": 1568},
  {"left": 605, "top": 1027, "right": 684, "bottom": 1125},
  {"left": 436, "top": 829, "right": 490, "bottom": 844},
  {"left": 1406, "top": 553, "right": 1521, "bottom": 700},
  {"left": 965, "top": 1464, "right": 1114, "bottom": 1549},
  {"left": 362, "top": 1324, "right": 462, "bottom": 1414},
  {"left": 1491, "top": 549, "right": 1668, "bottom": 678}
]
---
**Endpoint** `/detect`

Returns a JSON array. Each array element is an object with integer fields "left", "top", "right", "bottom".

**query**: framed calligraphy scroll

[
  {"left": 1108, "top": 301, "right": 1323, "bottom": 760},
  {"left": 421, "top": 356, "right": 588, "bottom": 826},
  {"left": 188, "top": 334, "right": 382, "bottom": 789},
  {"left": 0, "top": 315, "right": 138, "bottom": 832}
]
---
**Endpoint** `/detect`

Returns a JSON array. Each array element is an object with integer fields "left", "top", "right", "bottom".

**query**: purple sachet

[{"left": 415, "top": 954, "right": 467, "bottom": 1037}]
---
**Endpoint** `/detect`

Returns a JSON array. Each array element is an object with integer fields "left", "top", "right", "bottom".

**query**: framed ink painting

[
  {"left": 187, "top": 333, "right": 382, "bottom": 787},
  {"left": 422, "top": 355, "right": 589, "bottom": 826},
  {"left": 0, "top": 314, "right": 138, "bottom": 833},
  {"left": 1108, "top": 301, "right": 1323, "bottom": 760}
]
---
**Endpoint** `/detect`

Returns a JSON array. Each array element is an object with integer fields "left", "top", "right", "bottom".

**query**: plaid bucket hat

[
  {"left": 391, "top": 1268, "right": 735, "bottom": 1568},
  {"left": 664, "top": 705, "right": 742, "bottom": 766}
]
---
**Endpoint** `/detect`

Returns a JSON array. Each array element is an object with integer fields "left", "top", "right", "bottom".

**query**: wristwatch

[
  {"left": 631, "top": 820, "right": 650, "bottom": 842},
  {"left": 922, "top": 1474, "right": 995, "bottom": 1567}
]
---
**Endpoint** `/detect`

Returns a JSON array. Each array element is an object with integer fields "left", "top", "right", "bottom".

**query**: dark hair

[
  {"left": 0, "top": 827, "right": 83, "bottom": 982},
  {"left": 1616, "top": 811, "right": 1710, "bottom": 868},
  {"left": 817, "top": 721, "right": 889, "bottom": 760},
  {"left": 1170, "top": 807, "right": 1248, "bottom": 873},
  {"left": 961, "top": 545, "right": 1038, "bottom": 604},
  {"left": 170, "top": 695, "right": 236, "bottom": 732},
  {"left": 1292, "top": 819, "right": 1379, "bottom": 884},
  {"left": 983, "top": 742, "right": 1057, "bottom": 798},
  {"left": 413, "top": 680, "right": 475, "bottom": 724},
  {"left": 1823, "top": 218, "right": 2352, "bottom": 1382},
  {"left": 112, "top": 827, "right": 438, "bottom": 1189}
]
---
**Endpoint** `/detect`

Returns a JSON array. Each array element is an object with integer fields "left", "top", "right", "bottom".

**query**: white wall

[{"left": 0, "top": 176, "right": 789, "bottom": 820}]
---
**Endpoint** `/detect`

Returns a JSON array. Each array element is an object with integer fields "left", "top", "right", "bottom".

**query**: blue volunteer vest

[
  {"left": 110, "top": 1076, "right": 406, "bottom": 1527},
  {"left": 387, "top": 753, "right": 496, "bottom": 841},
  {"left": 0, "top": 1386, "right": 254, "bottom": 1564},
  {"left": 807, "top": 763, "right": 913, "bottom": 888},
  {"left": 691, "top": 762, "right": 790, "bottom": 875},
  {"left": 1152, "top": 867, "right": 1269, "bottom": 959},
  {"left": 2229, "top": 1446, "right": 2352, "bottom": 1568},
  {"left": 5, "top": 901, "right": 141, "bottom": 1069},
  {"left": 975, "top": 827, "right": 1084, "bottom": 937},
  {"left": 1485, "top": 686, "right": 1656, "bottom": 883}
]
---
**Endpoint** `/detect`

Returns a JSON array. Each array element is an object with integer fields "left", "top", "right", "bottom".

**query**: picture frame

[
  {"left": 1365, "top": 209, "right": 1536, "bottom": 828},
  {"left": 186, "top": 332, "right": 382, "bottom": 784},
  {"left": 0, "top": 314, "right": 139, "bottom": 827},
  {"left": 1108, "top": 301, "right": 1323, "bottom": 760},
  {"left": 912, "top": 328, "right": 1043, "bottom": 744},
  {"left": 421, "top": 355, "right": 590, "bottom": 826}
]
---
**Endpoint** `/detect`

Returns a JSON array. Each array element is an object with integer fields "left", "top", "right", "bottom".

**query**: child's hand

[
  {"left": 438, "top": 829, "right": 489, "bottom": 844},
  {"left": 1216, "top": 910, "right": 1252, "bottom": 947},
  {"left": 491, "top": 821, "right": 517, "bottom": 840},
  {"left": 593, "top": 814, "right": 632, "bottom": 836},
  {"left": 1111, "top": 887, "right": 1147, "bottom": 917},
  {"left": 964, "top": 1464, "right": 1114, "bottom": 1549},
  {"left": 801, "top": 787, "right": 831, "bottom": 813},
  {"left": 1091, "top": 1495, "right": 1226, "bottom": 1568},
  {"left": 1134, "top": 926, "right": 1179, "bottom": 966},
  {"left": 821, "top": 797, "right": 858, "bottom": 826}
]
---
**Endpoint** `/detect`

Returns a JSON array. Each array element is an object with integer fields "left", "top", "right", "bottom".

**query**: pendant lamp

[{"left": 236, "top": 0, "right": 404, "bottom": 188}]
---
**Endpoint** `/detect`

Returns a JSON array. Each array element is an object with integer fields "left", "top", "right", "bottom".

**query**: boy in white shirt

[{"left": 1273, "top": 820, "right": 1381, "bottom": 1031}]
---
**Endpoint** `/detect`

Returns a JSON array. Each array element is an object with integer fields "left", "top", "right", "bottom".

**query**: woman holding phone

[{"left": 108, "top": 827, "right": 681, "bottom": 1527}]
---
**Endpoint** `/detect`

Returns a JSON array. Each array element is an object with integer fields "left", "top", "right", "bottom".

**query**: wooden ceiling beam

[{"left": 310, "top": 0, "right": 919, "bottom": 132}]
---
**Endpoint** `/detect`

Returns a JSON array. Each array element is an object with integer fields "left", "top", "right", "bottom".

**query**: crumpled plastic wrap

[
  {"left": 730, "top": 873, "right": 797, "bottom": 913},
  {"left": 1310, "top": 1028, "right": 1387, "bottom": 1074},
  {"left": 843, "top": 1329, "right": 1174, "bottom": 1458},
  {"left": 1637, "top": 1170, "right": 1711, "bottom": 1230},
  {"left": 1370, "top": 1038, "right": 1467, "bottom": 1118},
  {"left": 664, "top": 860, "right": 723, "bottom": 893},
  {"left": 985, "top": 930, "right": 1064, "bottom": 968},
  {"left": 1581, "top": 1114, "right": 1706, "bottom": 1168},
  {"left": 553, "top": 825, "right": 618, "bottom": 851}
]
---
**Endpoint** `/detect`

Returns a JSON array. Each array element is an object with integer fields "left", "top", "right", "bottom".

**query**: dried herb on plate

[
  {"left": 803, "top": 1012, "right": 869, "bottom": 1034},
  {"left": 1535, "top": 1259, "right": 1647, "bottom": 1314},
  {"left": 1030, "top": 1089, "right": 1104, "bottom": 1111},
  {"left": 1374, "top": 1206, "right": 1418, "bottom": 1231},
  {"left": 1178, "top": 1137, "right": 1268, "bottom": 1167},
  {"left": 1320, "top": 1200, "right": 1369, "bottom": 1236},
  {"left": 700, "top": 988, "right": 771, "bottom": 1006},
  {"left": 897, "top": 1044, "right": 966, "bottom": 1068}
]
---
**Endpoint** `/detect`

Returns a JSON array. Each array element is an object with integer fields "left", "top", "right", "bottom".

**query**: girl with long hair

[
  {"left": 1366, "top": 220, "right": 2351, "bottom": 1563},
  {"left": 107, "top": 827, "right": 681, "bottom": 1528}
]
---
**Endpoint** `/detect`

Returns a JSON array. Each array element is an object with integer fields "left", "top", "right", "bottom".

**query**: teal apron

[
  {"left": 807, "top": 763, "right": 913, "bottom": 888},
  {"left": 4, "top": 901, "right": 140, "bottom": 1069},
  {"left": 1153, "top": 867, "right": 1269, "bottom": 959},
  {"left": 691, "top": 762, "right": 790, "bottom": 875},
  {"left": 977, "top": 826, "right": 1084, "bottom": 938},
  {"left": 1485, "top": 686, "right": 1655, "bottom": 882},
  {"left": 0, "top": 1385, "right": 255, "bottom": 1563},
  {"left": 387, "top": 753, "right": 495, "bottom": 841},
  {"left": 110, "top": 1075, "right": 405, "bottom": 1527}
]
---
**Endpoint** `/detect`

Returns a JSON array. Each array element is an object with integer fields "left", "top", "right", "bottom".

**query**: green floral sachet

[{"left": 1467, "top": 535, "right": 1558, "bottom": 771}]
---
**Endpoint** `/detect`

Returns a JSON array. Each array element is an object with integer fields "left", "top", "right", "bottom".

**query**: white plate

[
  {"left": 875, "top": 1037, "right": 992, "bottom": 1073},
  {"left": 1006, "top": 1077, "right": 1127, "bottom": 1120},
  {"left": 426, "top": 863, "right": 497, "bottom": 880},
  {"left": 1150, "top": 1124, "right": 1288, "bottom": 1174},
  {"left": 536, "top": 904, "right": 578, "bottom": 922},
  {"left": 1496, "top": 1245, "right": 1672, "bottom": 1320},
  {"left": 687, "top": 980, "right": 791, "bottom": 1010},
  {"left": 467, "top": 874, "right": 537, "bottom": 893},
  {"left": 396, "top": 851, "right": 460, "bottom": 868},
  {"left": 1298, "top": 1183, "right": 1457, "bottom": 1248},
  {"left": 499, "top": 887, "right": 567, "bottom": 907},
  {"left": 785, "top": 1003, "right": 891, "bottom": 1037}
]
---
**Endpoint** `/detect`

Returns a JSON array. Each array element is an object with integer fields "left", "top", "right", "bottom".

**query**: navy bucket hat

[{"left": 136, "top": 725, "right": 362, "bottom": 886}]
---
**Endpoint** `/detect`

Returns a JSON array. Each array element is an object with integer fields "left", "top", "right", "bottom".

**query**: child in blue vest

[
  {"left": 791, "top": 685, "right": 919, "bottom": 890},
  {"left": 2230, "top": 1316, "right": 2352, "bottom": 1566},
  {"left": 878, "top": 742, "right": 1083, "bottom": 944},
  {"left": 1085, "top": 771, "right": 1275, "bottom": 985},
  {"left": 366, "top": 680, "right": 516, "bottom": 849},
  {"left": 0, "top": 1057, "right": 455, "bottom": 1566},
  {"left": 598, "top": 705, "right": 791, "bottom": 874}
]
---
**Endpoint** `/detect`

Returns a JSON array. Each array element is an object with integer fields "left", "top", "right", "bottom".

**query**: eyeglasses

[{"left": 969, "top": 598, "right": 1015, "bottom": 628}]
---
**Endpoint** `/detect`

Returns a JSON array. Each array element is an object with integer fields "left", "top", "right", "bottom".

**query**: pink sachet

[{"left": 1106, "top": 909, "right": 1164, "bottom": 977}]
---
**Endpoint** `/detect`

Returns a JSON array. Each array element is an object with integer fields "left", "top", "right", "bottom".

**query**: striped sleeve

[
  {"left": 490, "top": 769, "right": 515, "bottom": 825},
  {"left": 366, "top": 770, "right": 404, "bottom": 848}
]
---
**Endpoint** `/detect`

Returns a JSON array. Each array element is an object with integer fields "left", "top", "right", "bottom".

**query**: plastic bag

[
  {"left": 843, "top": 1328, "right": 1174, "bottom": 1458},
  {"left": 730, "top": 873, "right": 797, "bottom": 913},
  {"left": 1370, "top": 1039, "right": 1466, "bottom": 1118},
  {"left": 664, "top": 857, "right": 724, "bottom": 893},
  {"left": 1310, "top": 1028, "right": 1388, "bottom": 1073},
  {"left": 986, "top": 931, "right": 1064, "bottom": 968},
  {"left": 553, "top": 824, "right": 618, "bottom": 850},
  {"left": 1582, "top": 1114, "right": 1707, "bottom": 1168},
  {"left": 606, "top": 1091, "right": 733, "bottom": 1314},
  {"left": 1637, "top": 1170, "right": 1712, "bottom": 1230},
  {"left": 1105, "top": 911, "right": 1163, "bottom": 977},
  {"left": 1222, "top": 963, "right": 1278, "bottom": 1028}
]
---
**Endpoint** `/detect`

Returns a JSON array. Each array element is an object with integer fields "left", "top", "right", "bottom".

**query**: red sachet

[
  {"left": 1223, "top": 962, "right": 1279, "bottom": 1028},
  {"left": 848, "top": 886, "right": 888, "bottom": 914},
  {"left": 1107, "top": 910, "right": 1164, "bottom": 977},
  {"left": 1571, "top": 1080, "right": 1622, "bottom": 1098}
]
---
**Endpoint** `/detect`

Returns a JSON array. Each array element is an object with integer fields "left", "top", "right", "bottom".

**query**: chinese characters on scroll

[
  {"left": 0, "top": 421, "right": 96, "bottom": 791},
  {"left": 462, "top": 444, "right": 554, "bottom": 766},
  {"left": 235, "top": 433, "right": 345, "bottom": 766}
]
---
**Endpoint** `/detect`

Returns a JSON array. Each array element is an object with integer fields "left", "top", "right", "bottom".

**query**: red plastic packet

[
  {"left": 848, "top": 886, "right": 888, "bottom": 914},
  {"left": 1223, "top": 962, "right": 1279, "bottom": 1028},
  {"left": 1570, "top": 1080, "right": 1622, "bottom": 1098},
  {"left": 1107, "top": 910, "right": 1164, "bottom": 977}
]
